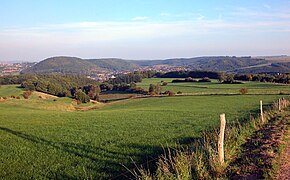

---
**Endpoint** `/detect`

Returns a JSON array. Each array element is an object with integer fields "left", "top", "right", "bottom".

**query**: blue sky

[{"left": 0, "top": 0, "right": 290, "bottom": 61}]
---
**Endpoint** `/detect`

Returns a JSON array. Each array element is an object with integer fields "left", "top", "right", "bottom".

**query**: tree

[
  {"left": 75, "top": 89, "right": 90, "bottom": 103},
  {"left": 149, "top": 84, "right": 156, "bottom": 95},
  {"left": 224, "top": 74, "right": 235, "bottom": 83},
  {"left": 199, "top": 77, "right": 211, "bottom": 82},
  {"left": 218, "top": 72, "right": 226, "bottom": 82},
  {"left": 100, "top": 83, "right": 113, "bottom": 91},
  {"left": 86, "top": 85, "right": 101, "bottom": 101},
  {"left": 149, "top": 83, "right": 162, "bottom": 95}
]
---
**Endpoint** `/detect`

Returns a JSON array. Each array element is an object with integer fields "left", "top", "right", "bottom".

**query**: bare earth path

[
  {"left": 230, "top": 111, "right": 290, "bottom": 179},
  {"left": 276, "top": 129, "right": 290, "bottom": 180}
]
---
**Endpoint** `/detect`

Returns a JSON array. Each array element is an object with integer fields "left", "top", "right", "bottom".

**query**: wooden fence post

[
  {"left": 218, "top": 113, "right": 226, "bottom": 165},
  {"left": 260, "top": 100, "right": 264, "bottom": 123},
  {"left": 278, "top": 98, "right": 281, "bottom": 111}
]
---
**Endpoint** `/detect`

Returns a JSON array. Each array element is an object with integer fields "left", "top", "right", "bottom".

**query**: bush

[
  {"left": 16, "top": 96, "right": 20, "bottom": 99},
  {"left": 10, "top": 95, "right": 15, "bottom": 98},
  {"left": 239, "top": 88, "right": 248, "bottom": 95},
  {"left": 198, "top": 77, "right": 211, "bottom": 82},
  {"left": 75, "top": 89, "right": 90, "bottom": 103},
  {"left": 23, "top": 91, "right": 32, "bottom": 99},
  {"left": 177, "top": 91, "right": 182, "bottom": 94},
  {"left": 162, "top": 82, "right": 168, "bottom": 86},
  {"left": 168, "top": 91, "right": 176, "bottom": 96}
]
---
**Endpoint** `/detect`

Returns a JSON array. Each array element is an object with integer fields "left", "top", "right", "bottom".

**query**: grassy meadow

[
  {"left": 0, "top": 79, "right": 289, "bottom": 179},
  {"left": 0, "top": 84, "right": 24, "bottom": 97},
  {"left": 137, "top": 78, "right": 290, "bottom": 95}
]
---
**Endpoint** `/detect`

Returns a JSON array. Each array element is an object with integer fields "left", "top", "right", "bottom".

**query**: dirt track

[
  {"left": 276, "top": 129, "right": 290, "bottom": 180},
  {"left": 231, "top": 111, "right": 290, "bottom": 179}
]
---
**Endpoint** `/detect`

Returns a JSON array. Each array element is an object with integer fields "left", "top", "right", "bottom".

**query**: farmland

[
  {"left": 0, "top": 79, "right": 289, "bottom": 179},
  {"left": 137, "top": 78, "right": 290, "bottom": 95}
]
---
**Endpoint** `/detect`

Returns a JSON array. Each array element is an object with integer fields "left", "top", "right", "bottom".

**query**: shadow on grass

[
  {"left": 0, "top": 127, "right": 166, "bottom": 179},
  {"left": 16, "top": 85, "right": 24, "bottom": 89}
]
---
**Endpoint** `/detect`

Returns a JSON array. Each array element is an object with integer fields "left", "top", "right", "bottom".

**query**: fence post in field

[
  {"left": 218, "top": 113, "right": 226, "bottom": 165},
  {"left": 278, "top": 98, "right": 281, "bottom": 111},
  {"left": 260, "top": 100, "right": 264, "bottom": 123}
]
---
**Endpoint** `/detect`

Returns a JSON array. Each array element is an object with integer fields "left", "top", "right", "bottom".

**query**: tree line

[
  {"left": 0, "top": 71, "right": 155, "bottom": 102},
  {"left": 1, "top": 70, "right": 289, "bottom": 102},
  {"left": 156, "top": 71, "right": 290, "bottom": 84}
]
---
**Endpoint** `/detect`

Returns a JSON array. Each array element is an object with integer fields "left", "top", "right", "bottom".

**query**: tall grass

[{"left": 135, "top": 98, "right": 290, "bottom": 179}]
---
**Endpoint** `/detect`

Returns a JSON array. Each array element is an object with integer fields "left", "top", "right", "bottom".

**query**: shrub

[
  {"left": 16, "top": 96, "right": 20, "bottom": 99},
  {"left": 162, "top": 82, "right": 168, "bottom": 86},
  {"left": 177, "top": 91, "right": 182, "bottom": 94},
  {"left": 239, "top": 88, "right": 248, "bottom": 95},
  {"left": 149, "top": 84, "right": 162, "bottom": 95},
  {"left": 75, "top": 89, "right": 90, "bottom": 103},
  {"left": 10, "top": 95, "right": 15, "bottom": 98},
  {"left": 23, "top": 91, "right": 32, "bottom": 99},
  {"left": 168, "top": 91, "right": 176, "bottom": 96},
  {"left": 149, "top": 91, "right": 156, "bottom": 96},
  {"left": 198, "top": 77, "right": 211, "bottom": 82}
]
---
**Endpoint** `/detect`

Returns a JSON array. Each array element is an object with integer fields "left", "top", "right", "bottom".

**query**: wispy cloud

[
  {"left": 263, "top": 4, "right": 271, "bottom": 9},
  {"left": 1, "top": 6, "right": 290, "bottom": 60},
  {"left": 159, "top": 12, "right": 198, "bottom": 18},
  {"left": 197, "top": 14, "right": 205, "bottom": 21},
  {"left": 131, "top": 16, "right": 148, "bottom": 21},
  {"left": 1, "top": 17, "right": 289, "bottom": 45}
]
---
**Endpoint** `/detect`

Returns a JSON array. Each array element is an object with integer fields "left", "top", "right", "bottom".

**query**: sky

[{"left": 0, "top": 0, "right": 290, "bottom": 62}]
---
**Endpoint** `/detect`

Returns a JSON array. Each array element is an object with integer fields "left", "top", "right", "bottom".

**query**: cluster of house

[
  {"left": 0, "top": 62, "right": 35, "bottom": 75},
  {"left": 138, "top": 65, "right": 190, "bottom": 73}
]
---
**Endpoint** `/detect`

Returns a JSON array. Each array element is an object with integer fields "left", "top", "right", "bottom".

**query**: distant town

[
  {"left": 0, "top": 62, "right": 36, "bottom": 75},
  {"left": 0, "top": 61, "right": 190, "bottom": 81},
  {"left": 80, "top": 65, "right": 190, "bottom": 81}
]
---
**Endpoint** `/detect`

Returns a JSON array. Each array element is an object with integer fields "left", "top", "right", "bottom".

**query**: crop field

[
  {"left": 0, "top": 81, "right": 289, "bottom": 179},
  {"left": 137, "top": 78, "right": 290, "bottom": 95}
]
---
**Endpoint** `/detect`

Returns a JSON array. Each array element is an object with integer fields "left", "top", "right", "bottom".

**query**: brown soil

[
  {"left": 230, "top": 111, "right": 290, "bottom": 179},
  {"left": 276, "top": 129, "right": 290, "bottom": 180}
]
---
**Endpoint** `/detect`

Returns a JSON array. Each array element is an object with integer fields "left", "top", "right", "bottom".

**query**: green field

[
  {"left": 0, "top": 84, "right": 23, "bottom": 97},
  {"left": 0, "top": 80, "right": 289, "bottom": 179},
  {"left": 137, "top": 78, "right": 290, "bottom": 95}
]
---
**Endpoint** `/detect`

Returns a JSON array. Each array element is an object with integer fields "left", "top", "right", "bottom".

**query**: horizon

[
  {"left": 2, "top": 54, "right": 289, "bottom": 64},
  {"left": 1, "top": 0, "right": 290, "bottom": 62}
]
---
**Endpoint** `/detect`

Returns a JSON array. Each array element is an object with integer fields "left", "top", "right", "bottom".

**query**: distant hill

[
  {"left": 21, "top": 57, "right": 138, "bottom": 74},
  {"left": 88, "top": 58, "right": 138, "bottom": 71},
  {"left": 21, "top": 56, "right": 290, "bottom": 75},
  {"left": 21, "top": 57, "right": 95, "bottom": 74},
  {"left": 235, "top": 62, "right": 290, "bottom": 74}
]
